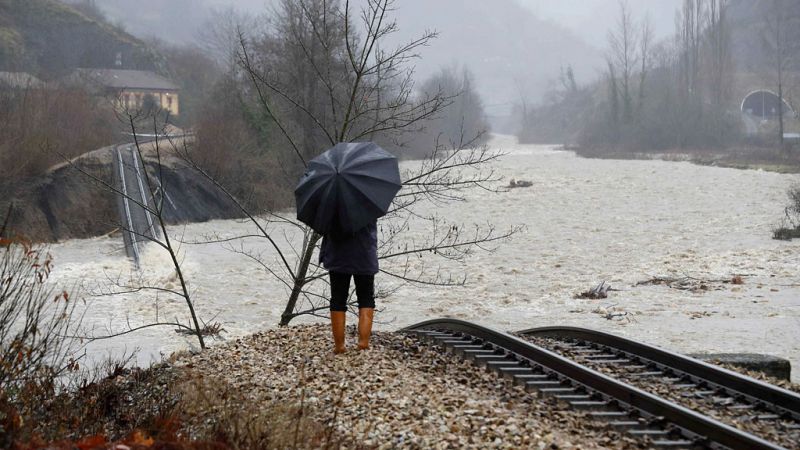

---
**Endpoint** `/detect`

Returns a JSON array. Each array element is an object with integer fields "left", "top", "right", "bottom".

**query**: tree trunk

[
  {"left": 774, "top": 1, "right": 785, "bottom": 151},
  {"left": 280, "top": 232, "right": 321, "bottom": 326},
  {"left": 779, "top": 79, "right": 785, "bottom": 151}
]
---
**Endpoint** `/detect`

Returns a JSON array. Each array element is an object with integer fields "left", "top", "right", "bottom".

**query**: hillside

[
  {"left": 0, "top": 0, "right": 161, "bottom": 77},
  {"left": 85, "top": 0, "right": 602, "bottom": 114},
  {"left": 3, "top": 140, "right": 242, "bottom": 242},
  {"left": 387, "top": 0, "right": 603, "bottom": 109},
  {"left": 728, "top": 0, "right": 800, "bottom": 72}
]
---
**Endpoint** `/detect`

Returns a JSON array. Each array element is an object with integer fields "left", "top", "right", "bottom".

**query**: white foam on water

[{"left": 44, "top": 135, "right": 800, "bottom": 381}]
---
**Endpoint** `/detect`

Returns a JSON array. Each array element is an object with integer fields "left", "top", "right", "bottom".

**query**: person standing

[
  {"left": 294, "top": 142, "right": 400, "bottom": 354},
  {"left": 319, "top": 220, "right": 378, "bottom": 354}
]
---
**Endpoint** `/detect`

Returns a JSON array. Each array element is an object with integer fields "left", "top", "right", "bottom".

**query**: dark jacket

[{"left": 319, "top": 221, "right": 378, "bottom": 275}]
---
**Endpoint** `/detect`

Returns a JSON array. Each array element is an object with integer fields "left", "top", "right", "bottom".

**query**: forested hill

[
  {"left": 0, "top": 0, "right": 160, "bottom": 77},
  {"left": 388, "top": 0, "right": 603, "bottom": 106},
  {"left": 727, "top": 0, "right": 800, "bottom": 72}
]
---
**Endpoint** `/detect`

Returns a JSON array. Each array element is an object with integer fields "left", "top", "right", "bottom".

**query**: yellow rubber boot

[
  {"left": 357, "top": 308, "right": 374, "bottom": 350},
  {"left": 331, "top": 311, "right": 347, "bottom": 354}
]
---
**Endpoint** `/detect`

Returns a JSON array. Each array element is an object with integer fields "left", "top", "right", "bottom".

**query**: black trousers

[{"left": 329, "top": 271, "right": 375, "bottom": 311}]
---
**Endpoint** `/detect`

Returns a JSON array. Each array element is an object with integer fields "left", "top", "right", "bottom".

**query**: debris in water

[
  {"left": 506, "top": 178, "right": 533, "bottom": 189},
  {"left": 636, "top": 274, "right": 747, "bottom": 293},
  {"left": 576, "top": 280, "right": 614, "bottom": 299}
]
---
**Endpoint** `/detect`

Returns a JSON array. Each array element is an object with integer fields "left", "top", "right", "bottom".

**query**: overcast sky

[
  {"left": 96, "top": 0, "right": 683, "bottom": 47},
  {"left": 90, "top": 0, "right": 685, "bottom": 116},
  {"left": 518, "top": 0, "right": 682, "bottom": 43}
]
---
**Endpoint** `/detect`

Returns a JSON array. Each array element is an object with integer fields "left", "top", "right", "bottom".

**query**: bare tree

[
  {"left": 178, "top": 0, "right": 517, "bottom": 326},
  {"left": 606, "top": 59, "right": 621, "bottom": 143},
  {"left": 704, "top": 0, "right": 732, "bottom": 145},
  {"left": 0, "top": 237, "right": 81, "bottom": 391},
  {"left": 0, "top": 84, "right": 116, "bottom": 203},
  {"left": 410, "top": 65, "right": 491, "bottom": 155},
  {"left": 672, "top": 0, "right": 708, "bottom": 147},
  {"left": 762, "top": 0, "right": 798, "bottom": 150},
  {"left": 59, "top": 111, "right": 210, "bottom": 348},
  {"left": 607, "top": 0, "right": 640, "bottom": 125},
  {"left": 636, "top": 18, "right": 653, "bottom": 117},
  {"left": 513, "top": 77, "right": 530, "bottom": 135}
]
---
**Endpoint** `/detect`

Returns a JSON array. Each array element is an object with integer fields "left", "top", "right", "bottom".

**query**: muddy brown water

[{"left": 48, "top": 135, "right": 800, "bottom": 382}]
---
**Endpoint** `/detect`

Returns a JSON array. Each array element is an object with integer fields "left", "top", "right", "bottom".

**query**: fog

[
  {"left": 94, "top": 0, "right": 682, "bottom": 46},
  {"left": 520, "top": 0, "right": 682, "bottom": 44},
  {"left": 4, "top": 0, "right": 800, "bottom": 442},
  {"left": 90, "top": 0, "right": 682, "bottom": 119}
]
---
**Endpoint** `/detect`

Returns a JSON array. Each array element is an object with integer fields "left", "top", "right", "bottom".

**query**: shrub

[
  {"left": 0, "top": 238, "right": 80, "bottom": 445},
  {"left": 773, "top": 184, "right": 800, "bottom": 240}
]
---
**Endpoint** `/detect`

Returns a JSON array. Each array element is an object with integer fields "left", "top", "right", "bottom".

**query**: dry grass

[
  {"left": 773, "top": 184, "right": 800, "bottom": 240},
  {"left": 5, "top": 361, "right": 347, "bottom": 450},
  {"left": 175, "top": 372, "right": 346, "bottom": 450},
  {"left": 0, "top": 87, "right": 117, "bottom": 199}
]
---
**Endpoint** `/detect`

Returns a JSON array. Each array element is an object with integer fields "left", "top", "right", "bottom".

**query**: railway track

[
  {"left": 517, "top": 327, "right": 800, "bottom": 448},
  {"left": 405, "top": 319, "right": 797, "bottom": 449},
  {"left": 112, "top": 143, "right": 160, "bottom": 266}
]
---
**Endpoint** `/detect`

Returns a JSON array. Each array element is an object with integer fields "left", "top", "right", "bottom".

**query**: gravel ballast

[{"left": 176, "top": 324, "right": 641, "bottom": 449}]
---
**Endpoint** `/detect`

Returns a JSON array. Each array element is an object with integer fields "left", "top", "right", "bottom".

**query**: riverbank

[
  {"left": 8, "top": 325, "right": 630, "bottom": 449},
  {"left": 45, "top": 136, "right": 800, "bottom": 384},
  {"left": 9, "top": 324, "right": 800, "bottom": 449},
  {"left": 569, "top": 144, "right": 800, "bottom": 174},
  {"left": 1, "top": 139, "right": 242, "bottom": 243}
]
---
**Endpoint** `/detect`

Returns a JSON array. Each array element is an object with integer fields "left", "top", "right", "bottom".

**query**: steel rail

[
  {"left": 130, "top": 145, "right": 157, "bottom": 240},
  {"left": 518, "top": 326, "right": 800, "bottom": 419},
  {"left": 115, "top": 146, "right": 140, "bottom": 266},
  {"left": 404, "top": 318, "right": 784, "bottom": 450}
]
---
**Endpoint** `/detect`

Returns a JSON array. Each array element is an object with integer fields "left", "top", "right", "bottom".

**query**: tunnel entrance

[{"left": 741, "top": 90, "right": 795, "bottom": 119}]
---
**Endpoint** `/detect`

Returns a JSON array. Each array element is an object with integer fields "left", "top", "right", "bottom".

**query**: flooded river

[{"left": 49, "top": 134, "right": 800, "bottom": 381}]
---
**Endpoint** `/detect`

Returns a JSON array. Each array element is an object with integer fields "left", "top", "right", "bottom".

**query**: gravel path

[{"left": 177, "top": 324, "right": 643, "bottom": 449}]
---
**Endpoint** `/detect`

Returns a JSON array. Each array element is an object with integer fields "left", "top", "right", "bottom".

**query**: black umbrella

[{"left": 295, "top": 142, "right": 402, "bottom": 235}]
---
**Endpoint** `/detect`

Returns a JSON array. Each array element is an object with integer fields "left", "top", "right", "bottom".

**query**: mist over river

[{"left": 49, "top": 135, "right": 800, "bottom": 381}]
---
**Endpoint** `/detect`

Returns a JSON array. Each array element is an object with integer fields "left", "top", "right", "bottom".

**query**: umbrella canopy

[{"left": 295, "top": 142, "right": 402, "bottom": 235}]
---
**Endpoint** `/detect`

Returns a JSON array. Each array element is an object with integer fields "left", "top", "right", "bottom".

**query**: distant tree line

[
  {"left": 0, "top": 85, "right": 117, "bottom": 201},
  {"left": 184, "top": 2, "right": 490, "bottom": 212},
  {"left": 1, "top": 0, "right": 161, "bottom": 77},
  {"left": 517, "top": 0, "right": 799, "bottom": 152},
  {"left": 1, "top": 0, "right": 491, "bottom": 235},
  {"left": 404, "top": 65, "right": 491, "bottom": 157}
]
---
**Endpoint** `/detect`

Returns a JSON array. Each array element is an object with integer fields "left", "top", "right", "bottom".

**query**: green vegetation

[{"left": 0, "top": 0, "right": 159, "bottom": 76}]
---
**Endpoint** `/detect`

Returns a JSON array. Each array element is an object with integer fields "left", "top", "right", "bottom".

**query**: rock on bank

[{"left": 2, "top": 140, "right": 241, "bottom": 242}]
